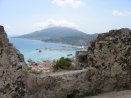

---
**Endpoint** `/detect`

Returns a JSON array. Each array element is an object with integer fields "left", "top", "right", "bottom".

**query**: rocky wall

[
  {"left": 85, "top": 28, "right": 131, "bottom": 91},
  {"left": 0, "top": 26, "right": 27, "bottom": 98}
]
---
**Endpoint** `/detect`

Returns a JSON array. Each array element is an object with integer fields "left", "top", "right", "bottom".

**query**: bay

[{"left": 9, "top": 37, "right": 76, "bottom": 62}]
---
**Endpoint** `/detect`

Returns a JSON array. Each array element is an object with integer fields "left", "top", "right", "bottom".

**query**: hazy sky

[{"left": 0, "top": 0, "right": 131, "bottom": 35}]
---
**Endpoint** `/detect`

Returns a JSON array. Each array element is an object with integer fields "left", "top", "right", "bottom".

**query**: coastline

[{"left": 9, "top": 37, "right": 77, "bottom": 62}]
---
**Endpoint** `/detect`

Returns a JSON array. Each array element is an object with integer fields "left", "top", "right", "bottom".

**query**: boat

[{"left": 38, "top": 50, "right": 42, "bottom": 53}]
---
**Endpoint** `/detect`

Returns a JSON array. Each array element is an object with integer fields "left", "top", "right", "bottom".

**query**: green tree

[{"left": 54, "top": 57, "right": 72, "bottom": 70}]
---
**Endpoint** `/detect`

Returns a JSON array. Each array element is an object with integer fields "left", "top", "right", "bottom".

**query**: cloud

[
  {"left": 34, "top": 19, "right": 78, "bottom": 29},
  {"left": 52, "top": 0, "right": 84, "bottom": 8},
  {"left": 112, "top": 10, "right": 131, "bottom": 16}
]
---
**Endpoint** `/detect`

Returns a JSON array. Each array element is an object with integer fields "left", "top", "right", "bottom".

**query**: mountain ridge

[{"left": 17, "top": 26, "right": 97, "bottom": 45}]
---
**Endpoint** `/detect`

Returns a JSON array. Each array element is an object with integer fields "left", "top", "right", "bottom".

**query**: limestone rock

[
  {"left": 0, "top": 25, "right": 27, "bottom": 98},
  {"left": 77, "top": 28, "right": 131, "bottom": 92}
]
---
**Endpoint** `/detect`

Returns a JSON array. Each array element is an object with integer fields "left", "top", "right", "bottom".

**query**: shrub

[{"left": 53, "top": 57, "right": 72, "bottom": 70}]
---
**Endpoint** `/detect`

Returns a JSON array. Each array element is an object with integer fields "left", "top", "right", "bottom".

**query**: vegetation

[{"left": 53, "top": 57, "right": 72, "bottom": 70}]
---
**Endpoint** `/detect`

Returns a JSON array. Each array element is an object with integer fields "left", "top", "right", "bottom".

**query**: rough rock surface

[
  {"left": 0, "top": 26, "right": 27, "bottom": 98},
  {"left": 26, "top": 70, "right": 91, "bottom": 98},
  {"left": 77, "top": 28, "right": 131, "bottom": 92},
  {"left": 0, "top": 25, "right": 131, "bottom": 98}
]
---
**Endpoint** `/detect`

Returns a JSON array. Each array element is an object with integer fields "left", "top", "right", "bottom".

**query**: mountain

[{"left": 17, "top": 26, "right": 97, "bottom": 46}]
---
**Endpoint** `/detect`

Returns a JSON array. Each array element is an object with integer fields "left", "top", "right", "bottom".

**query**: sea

[{"left": 9, "top": 37, "right": 77, "bottom": 62}]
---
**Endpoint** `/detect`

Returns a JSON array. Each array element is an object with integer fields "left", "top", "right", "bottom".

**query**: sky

[{"left": 0, "top": 0, "right": 131, "bottom": 35}]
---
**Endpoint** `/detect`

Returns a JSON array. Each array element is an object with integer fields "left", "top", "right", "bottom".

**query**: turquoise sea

[{"left": 9, "top": 37, "right": 76, "bottom": 62}]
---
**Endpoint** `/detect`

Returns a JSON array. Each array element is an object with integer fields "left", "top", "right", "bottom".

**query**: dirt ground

[{"left": 86, "top": 90, "right": 131, "bottom": 98}]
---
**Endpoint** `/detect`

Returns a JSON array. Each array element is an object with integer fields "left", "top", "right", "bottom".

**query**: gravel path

[{"left": 85, "top": 90, "right": 131, "bottom": 98}]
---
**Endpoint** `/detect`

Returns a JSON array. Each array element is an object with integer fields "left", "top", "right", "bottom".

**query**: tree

[{"left": 53, "top": 57, "right": 72, "bottom": 70}]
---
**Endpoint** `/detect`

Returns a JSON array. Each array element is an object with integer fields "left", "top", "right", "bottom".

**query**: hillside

[{"left": 17, "top": 26, "right": 97, "bottom": 45}]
